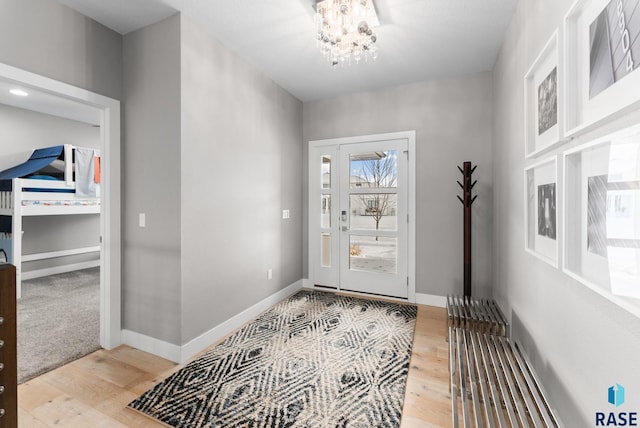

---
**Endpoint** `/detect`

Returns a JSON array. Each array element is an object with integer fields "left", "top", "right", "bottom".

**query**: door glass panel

[
  {"left": 349, "top": 235, "right": 397, "bottom": 274},
  {"left": 349, "top": 150, "right": 397, "bottom": 189},
  {"left": 322, "top": 155, "right": 331, "bottom": 189},
  {"left": 321, "top": 195, "right": 331, "bottom": 228},
  {"left": 349, "top": 194, "right": 397, "bottom": 231},
  {"left": 321, "top": 233, "right": 331, "bottom": 267}
]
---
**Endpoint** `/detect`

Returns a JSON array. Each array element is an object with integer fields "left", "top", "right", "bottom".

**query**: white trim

[
  {"left": 180, "top": 280, "right": 304, "bottom": 363},
  {"left": 415, "top": 293, "right": 446, "bottom": 308},
  {"left": 561, "top": 126, "right": 640, "bottom": 319},
  {"left": 524, "top": 30, "right": 564, "bottom": 158},
  {"left": 0, "top": 62, "right": 121, "bottom": 349},
  {"left": 308, "top": 130, "right": 417, "bottom": 302},
  {"left": 100, "top": 95, "right": 122, "bottom": 349},
  {"left": 523, "top": 156, "right": 560, "bottom": 268},
  {"left": 407, "top": 133, "right": 416, "bottom": 302},
  {"left": 21, "top": 260, "right": 100, "bottom": 280},
  {"left": 564, "top": 0, "right": 640, "bottom": 137},
  {"left": 563, "top": 269, "right": 640, "bottom": 319},
  {"left": 309, "top": 130, "right": 417, "bottom": 147},
  {"left": 124, "top": 280, "right": 305, "bottom": 364},
  {"left": 22, "top": 246, "right": 100, "bottom": 262},
  {"left": 121, "top": 329, "right": 182, "bottom": 365}
]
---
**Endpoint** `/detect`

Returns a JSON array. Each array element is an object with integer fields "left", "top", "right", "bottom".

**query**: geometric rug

[{"left": 128, "top": 290, "right": 417, "bottom": 427}]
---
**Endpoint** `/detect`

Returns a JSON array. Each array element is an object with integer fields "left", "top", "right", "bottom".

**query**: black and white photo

[
  {"left": 525, "top": 158, "right": 559, "bottom": 267},
  {"left": 524, "top": 31, "right": 561, "bottom": 156},
  {"left": 587, "top": 175, "right": 608, "bottom": 257},
  {"left": 589, "top": 0, "right": 640, "bottom": 98},
  {"left": 537, "top": 183, "right": 556, "bottom": 239},
  {"left": 538, "top": 67, "right": 558, "bottom": 135}
]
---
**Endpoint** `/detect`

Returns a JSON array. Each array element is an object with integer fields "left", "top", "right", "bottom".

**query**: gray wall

[
  {"left": 0, "top": 104, "right": 100, "bottom": 171},
  {"left": 122, "top": 15, "right": 182, "bottom": 345},
  {"left": 0, "top": 104, "right": 100, "bottom": 272},
  {"left": 303, "top": 73, "right": 493, "bottom": 298},
  {"left": 180, "top": 15, "right": 303, "bottom": 343},
  {"left": 123, "top": 14, "right": 303, "bottom": 346},
  {"left": 0, "top": 0, "right": 121, "bottom": 274},
  {"left": 0, "top": 0, "right": 122, "bottom": 100},
  {"left": 1, "top": 0, "right": 303, "bottom": 350},
  {"left": 493, "top": 0, "right": 640, "bottom": 424}
]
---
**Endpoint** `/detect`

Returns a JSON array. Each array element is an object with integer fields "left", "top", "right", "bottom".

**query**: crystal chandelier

[{"left": 314, "top": 0, "right": 380, "bottom": 67}]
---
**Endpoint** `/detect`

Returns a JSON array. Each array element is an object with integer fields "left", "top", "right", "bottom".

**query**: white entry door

[{"left": 309, "top": 132, "right": 414, "bottom": 299}]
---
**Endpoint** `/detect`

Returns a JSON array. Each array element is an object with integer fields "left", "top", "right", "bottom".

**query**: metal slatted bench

[
  {"left": 447, "top": 296, "right": 561, "bottom": 428},
  {"left": 447, "top": 295, "right": 510, "bottom": 338}
]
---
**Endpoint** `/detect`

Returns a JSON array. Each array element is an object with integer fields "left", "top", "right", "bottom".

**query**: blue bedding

[{"left": 0, "top": 146, "right": 64, "bottom": 191}]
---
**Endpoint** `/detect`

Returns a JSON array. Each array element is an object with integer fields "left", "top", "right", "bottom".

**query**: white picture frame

[
  {"left": 564, "top": 0, "right": 640, "bottom": 136},
  {"left": 563, "top": 123, "right": 640, "bottom": 318},
  {"left": 524, "top": 31, "right": 563, "bottom": 158},
  {"left": 525, "top": 156, "right": 560, "bottom": 267}
]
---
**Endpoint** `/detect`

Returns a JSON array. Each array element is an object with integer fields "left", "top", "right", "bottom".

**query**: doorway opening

[
  {"left": 308, "top": 131, "right": 416, "bottom": 301},
  {"left": 0, "top": 62, "right": 121, "bottom": 355}
]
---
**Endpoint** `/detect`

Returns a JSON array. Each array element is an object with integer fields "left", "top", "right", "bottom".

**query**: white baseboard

[
  {"left": 123, "top": 279, "right": 304, "bottom": 364},
  {"left": 303, "top": 279, "right": 444, "bottom": 307},
  {"left": 22, "top": 260, "right": 100, "bottom": 280},
  {"left": 415, "top": 293, "right": 446, "bottom": 308},
  {"left": 180, "top": 280, "right": 303, "bottom": 363},
  {"left": 121, "top": 329, "right": 182, "bottom": 363}
]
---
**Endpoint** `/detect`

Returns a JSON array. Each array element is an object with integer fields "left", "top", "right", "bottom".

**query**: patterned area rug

[{"left": 129, "top": 290, "right": 417, "bottom": 427}]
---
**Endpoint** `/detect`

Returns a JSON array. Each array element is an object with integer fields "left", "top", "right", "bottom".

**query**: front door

[{"left": 309, "top": 132, "right": 414, "bottom": 299}]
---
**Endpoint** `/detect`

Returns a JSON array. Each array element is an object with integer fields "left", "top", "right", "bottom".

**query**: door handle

[
  {"left": 341, "top": 210, "right": 347, "bottom": 222},
  {"left": 341, "top": 226, "right": 349, "bottom": 232}
]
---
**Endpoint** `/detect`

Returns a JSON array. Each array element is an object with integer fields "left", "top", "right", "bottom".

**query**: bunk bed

[{"left": 0, "top": 144, "right": 101, "bottom": 298}]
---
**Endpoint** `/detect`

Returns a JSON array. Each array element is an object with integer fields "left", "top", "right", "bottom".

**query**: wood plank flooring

[{"left": 18, "top": 305, "right": 451, "bottom": 427}]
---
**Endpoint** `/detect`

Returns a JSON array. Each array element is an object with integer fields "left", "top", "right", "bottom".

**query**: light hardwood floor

[{"left": 18, "top": 305, "right": 451, "bottom": 427}]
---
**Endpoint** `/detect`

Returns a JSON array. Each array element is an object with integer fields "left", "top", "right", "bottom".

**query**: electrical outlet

[{"left": 267, "top": 268, "right": 273, "bottom": 280}]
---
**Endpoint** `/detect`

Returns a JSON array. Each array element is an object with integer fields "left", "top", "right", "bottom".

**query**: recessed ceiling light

[{"left": 9, "top": 89, "right": 28, "bottom": 97}]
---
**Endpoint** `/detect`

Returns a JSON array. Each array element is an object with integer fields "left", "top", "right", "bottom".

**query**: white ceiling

[
  {"left": 0, "top": 79, "right": 101, "bottom": 125},
  {"left": 55, "top": 0, "right": 518, "bottom": 102}
]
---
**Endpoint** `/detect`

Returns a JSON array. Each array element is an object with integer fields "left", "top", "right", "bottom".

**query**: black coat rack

[{"left": 457, "top": 162, "right": 477, "bottom": 298}]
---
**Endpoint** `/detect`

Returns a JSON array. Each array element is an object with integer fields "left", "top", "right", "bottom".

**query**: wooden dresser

[{"left": 0, "top": 265, "right": 16, "bottom": 427}]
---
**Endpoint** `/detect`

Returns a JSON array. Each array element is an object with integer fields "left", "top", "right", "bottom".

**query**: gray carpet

[
  {"left": 130, "top": 290, "right": 417, "bottom": 427},
  {"left": 18, "top": 267, "right": 100, "bottom": 384}
]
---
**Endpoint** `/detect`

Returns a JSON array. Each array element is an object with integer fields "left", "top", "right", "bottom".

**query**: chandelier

[{"left": 314, "top": 0, "right": 380, "bottom": 67}]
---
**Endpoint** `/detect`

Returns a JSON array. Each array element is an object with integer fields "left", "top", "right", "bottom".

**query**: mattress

[{"left": 22, "top": 200, "right": 100, "bottom": 207}]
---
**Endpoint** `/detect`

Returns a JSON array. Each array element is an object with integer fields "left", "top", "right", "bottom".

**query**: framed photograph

[
  {"left": 525, "top": 31, "right": 563, "bottom": 157},
  {"left": 563, "top": 122, "right": 640, "bottom": 318},
  {"left": 525, "top": 156, "right": 559, "bottom": 267},
  {"left": 564, "top": 0, "right": 640, "bottom": 136}
]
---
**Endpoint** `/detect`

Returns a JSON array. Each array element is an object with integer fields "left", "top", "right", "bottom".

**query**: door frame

[
  {"left": 0, "top": 62, "right": 122, "bottom": 349},
  {"left": 308, "top": 130, "right": 416, "bottom": 302}
]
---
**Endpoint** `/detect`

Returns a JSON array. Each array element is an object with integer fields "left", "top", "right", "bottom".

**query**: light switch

[
  {"left": 139, "top": 213, "right": 146, "bottom": 228},
  {"left": 282, "top": 209, "right": 290, "bottom": 219}
]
